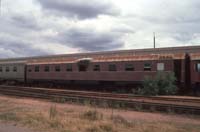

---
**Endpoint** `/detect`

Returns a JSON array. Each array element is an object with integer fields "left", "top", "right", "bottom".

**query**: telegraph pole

[{"left": 153, "top": 32, "right": 156, "bottom": 49}]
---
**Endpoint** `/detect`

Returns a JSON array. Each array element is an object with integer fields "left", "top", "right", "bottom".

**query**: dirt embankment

[{"left": 0, "top": 95, "right": 200, "bottom": 132}]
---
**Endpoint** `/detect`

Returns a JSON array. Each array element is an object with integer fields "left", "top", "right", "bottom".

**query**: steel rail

[
  {"left": 0, "top": 85, "right": 200, "bottom": 115},
  {"left": 0, "top": 85, "right": 200, "bottom": 103}
]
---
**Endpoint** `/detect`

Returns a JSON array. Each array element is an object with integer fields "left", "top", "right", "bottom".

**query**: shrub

[
  {"left": 99, "top": 124, "right": 114, "bottom": 132},
  {"left": 49, "top": 105, "right": 57, "bottom": 119},
  {"left": 22, "top": 113, "right": 46, "bottom": 126},
  {"left": 140, "top": 72, "right": 177, "bottom": 96},
  {"left": 141, "top": 76, "right": 159, "bottom": 96},
  {"left": 156, "top": 72, "right": 177, "bottom": 95},
  {"left": 82, "top": 110, "right": 103, "bottom": 121},
  {"left": 0, "top": 112, "right": 19, "bottom": 121},
  {"left": 111, "top": 115, "right": 131, "bottom": 127},
  {"left": 52, "top": 97, "right": 66, "bottom": 103},
  {"left": 49, "top": 119, "right": 63, "bottom": 129},
  {"left": 86, "top": 126, "right": 100, "bottom": 132},
  {"left": 86, "top": 124, "right": 114, "bottom": 132}
]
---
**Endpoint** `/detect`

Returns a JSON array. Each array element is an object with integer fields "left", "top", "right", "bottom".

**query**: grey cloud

[
  {"left": 10, "top": 14, "right": 42, "bottom": 31},
  {"left": 0, "top": 13, "right": 48, "bottom": 58},
  {"left": 0, "top": 13, "right": 42, "bottom": 36},
  {"left": 2, "top": 0, "right": 200, "bottom": 59},
  {"left": 172, "top": 33, "right": 193, "bottom": 43},
  {"left": 55, "top": 28, "right": 124, "bottom": 51},
  {"left": 125, "top": 0, "right": 200, "bottom": 28},
  {"left": 0, "top": 39, "right": 50, "bottom": 58},
  {"left": 37, "top": 0, "right": 120, "bottom": 19},
  {"left": 126, "top": 0, "right": 200, "bottom": 45},
  {"left": 161, "top": 22, "right": 200, "bottom": 43}
]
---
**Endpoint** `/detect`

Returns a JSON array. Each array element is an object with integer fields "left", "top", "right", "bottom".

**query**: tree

[
  {"left": 140, "top": 72, "right": 177, "bottom": 96},
  {"left": 140, "top": 76, "right": 159, "bottom": 96}
]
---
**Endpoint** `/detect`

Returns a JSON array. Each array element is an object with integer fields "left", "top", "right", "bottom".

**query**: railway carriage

[
  {"left": 190, "top": 53, "right": 200, "bottom": 84},
  {"left": 26, "top": 53, "right": 185, "bottom": 90},
  {"left": 0, "top": 46, "right": 200, "bottom": 93},
  {"left": 0, "top": 60, "right": 26, "bottom": 82}
]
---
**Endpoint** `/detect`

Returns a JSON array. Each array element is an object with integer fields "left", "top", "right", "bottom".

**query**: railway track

[
  {"left": 0, "top": 85, "right": 200, "bottom": 115},
  {"left": 1, "top": 85, "right": 200, "bottom": 103}
]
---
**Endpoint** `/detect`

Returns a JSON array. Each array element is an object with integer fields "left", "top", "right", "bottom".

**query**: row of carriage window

[
  {"left": 0, "top": 63, "right": 165, "bottom": 73},
  {"left": 0, "top": 63, "right": 199, "bottom": 73},
  {"left": 0, "top": 63, "right": 151, "bottom": 72},
  {"left": 31, "top": 63, "right": 158, "bottom": 72},
  {"left": 0, "top": 66, "right": 17, "bottom": 72}
]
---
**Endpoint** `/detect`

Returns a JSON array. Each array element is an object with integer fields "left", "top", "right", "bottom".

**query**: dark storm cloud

[
  {"left": 55, "top": 28, "right": 124, "bottom": 51},
  {"left": 37, "top": 0, "right": 120, "bottom": 19},
  {"left": 0, "top": 39, "right": 50, "bottom": 58}
]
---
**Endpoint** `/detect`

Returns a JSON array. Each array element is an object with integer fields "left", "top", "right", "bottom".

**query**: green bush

[
  {"left": 156, "top": 72, "right": 177, "bottom": 95},
  {"left": 140, "top": 72, "right": 177, "bottom": 96},
  {"left": 141, "top": 76, "right": 159, "bottom": 96}
]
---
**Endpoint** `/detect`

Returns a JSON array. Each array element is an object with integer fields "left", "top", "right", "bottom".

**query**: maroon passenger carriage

[
  {"left": 1, "top": 46, "right": 200, "bottom": 93},
  {"left": 26, "top": 53, "right": 186, "bottom": 91}
]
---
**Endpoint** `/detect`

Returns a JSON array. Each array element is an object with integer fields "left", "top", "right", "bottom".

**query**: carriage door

[
  {"left": 174, "top": 60, "right": 182, "bottom": 84},
  {"left": 184, "top": 54, "right": 191, "bottom": 89},
  {"left": 77, "top": 58, "right": 92, "bottom": 72}
]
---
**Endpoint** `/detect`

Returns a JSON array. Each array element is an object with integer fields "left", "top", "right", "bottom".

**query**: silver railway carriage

[{"left": 0, "top": 60, "right": 26, "bottom": 82}]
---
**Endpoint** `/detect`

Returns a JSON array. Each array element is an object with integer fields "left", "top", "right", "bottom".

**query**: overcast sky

[{"left": 0, "top": 0, "right": 200, "bottom": 58}]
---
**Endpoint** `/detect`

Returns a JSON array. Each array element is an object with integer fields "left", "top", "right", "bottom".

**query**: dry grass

[
  {"left": 82, "top": 110, "right": 103, "bottom": 121},
  {"left": 0, "top": 96, "right": 200, "bottom": 132}
]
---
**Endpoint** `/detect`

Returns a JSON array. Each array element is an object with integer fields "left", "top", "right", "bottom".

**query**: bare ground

[
  {"left": 0, "top": 95, "right": 200, "bottom": 132},
  {"left": 0, "top": 122, "right": 37, "bottom": 132}
]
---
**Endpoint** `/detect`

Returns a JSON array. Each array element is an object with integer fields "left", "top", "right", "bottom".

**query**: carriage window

[
  {"left": 44, "top": 66, "right": 50, "bottom": 72},
  {"left": 93, "top": 65, "right": 100, "bottom": 71},
  {"left": 144, "top": 63, "right": 151, "bottom": 71},
  {"left": 125, "top": 64, "right": 134, "bottom": 71},
  {"left": 66, "top": 64, "right": 72, "bottom": 71},
  {"left": 109, "top": 64, "right": 117, "bottom": 71},
  {"left": 0, "top": 67, "right": 2, "bottom": 72},
  {"left": 79, "top": 65, "right": 87, "bottom": 72},
  {"left": 157, "top": 63, "right": 164, "bottom": 71},
  {"left": 35, "top": 66, "right": 40, "bottom": 72},
  {"left": 55, "top": 65, "right": 61, "bottom": 72},
  {"left": 6, "top": 67, "right": 10, "bottom": 72},
  {"left": 13, "top": 66, "right": 17, "bottom": 72},
  {"left": 197, "top": 63, "right": 200, "bottom": 72}
]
